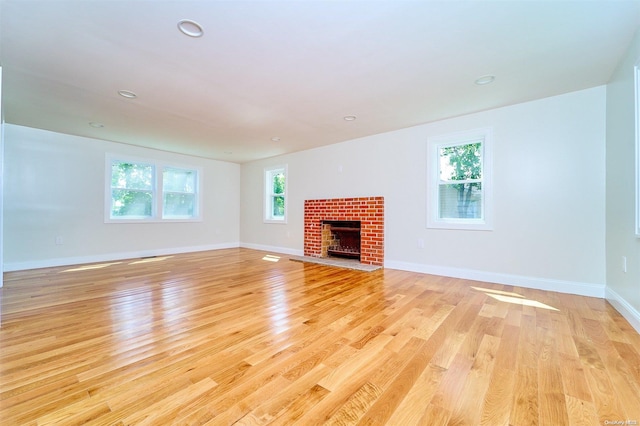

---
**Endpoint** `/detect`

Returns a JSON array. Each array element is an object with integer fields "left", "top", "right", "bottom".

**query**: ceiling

[{"left": 1, "top": 0, "right": 639, "bottom": 163}]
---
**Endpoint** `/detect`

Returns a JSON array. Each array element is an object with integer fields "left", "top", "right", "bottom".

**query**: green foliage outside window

[
  {"left": 439, "top": 142, "right": 482, "bottom": 219},
  {"left": 111, "top": 162, "right": 154, "bottom": 217},
  {"left": 109, "top": 159, "right": 200, "bottom": 221},
  {"left": 272, "top": 172, "right": 285, "bottom": 217}
]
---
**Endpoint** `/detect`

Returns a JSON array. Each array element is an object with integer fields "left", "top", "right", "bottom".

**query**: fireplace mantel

[{"left": 303, "top": 197, "right": 384, "bottom": 266}]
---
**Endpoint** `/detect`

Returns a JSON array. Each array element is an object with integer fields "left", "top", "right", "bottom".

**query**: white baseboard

[
  {"left": 606, "top": 287, "right": 640, "bottom": 334},
  {"left": 384, "top": 259, "right": 605, "bottom": 298},
  {"left": 3, "top": 242, "right": 240, "bottom": 272},
  {"left": 239, "top": 242, "right": 304, "bottom": 257}
]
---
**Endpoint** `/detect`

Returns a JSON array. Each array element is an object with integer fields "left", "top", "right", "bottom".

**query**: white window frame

[
  {"left": 427, "top": 127, "right": 493, "bottom": 231},
  {"left": 264, "top": 165, "right": 287, "bottom": 224},
  {"left": 105, "top": 154, "right": 202, "bottom": 223}
]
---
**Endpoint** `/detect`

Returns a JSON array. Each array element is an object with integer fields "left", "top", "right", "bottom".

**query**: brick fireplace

[{"left": 304, "top": 197, "right": 384, "bottom": 266}]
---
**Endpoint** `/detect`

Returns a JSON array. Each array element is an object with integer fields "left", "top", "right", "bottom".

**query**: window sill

[
  {"left": 264, "top": 219, "right": 287, "bottom": 224},
  {"left": 105, "top": 217, "right": 202, "bottom": 224},
  {"left": 427, "top": 219, "right": 492, "bottom": 231}
]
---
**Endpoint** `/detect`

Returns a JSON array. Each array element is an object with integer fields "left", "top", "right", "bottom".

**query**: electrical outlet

[
  {"left": 417, "top": 238, "right": 425, "bottom": 249},
  {"left": 55, "top": 236, "right": 64, "bottom": 245}
]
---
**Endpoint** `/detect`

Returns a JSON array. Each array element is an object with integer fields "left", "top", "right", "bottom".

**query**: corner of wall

[
  {"left": 606, "top": 287, "right": 640, "bottom": 334},
  {"left": 604, "top": 24, "right": 640, "bottom": 334}
]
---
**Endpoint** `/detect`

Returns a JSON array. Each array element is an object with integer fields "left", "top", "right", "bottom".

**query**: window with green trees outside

[
  {"left": 108, "top": 157, "right": 200, "bottom": 222},
  {"left": 265, "top": 166, "right": 287, "bottom": 223},
  {"left": 428, "top": 128, "right": 493, "bottom": 230}
]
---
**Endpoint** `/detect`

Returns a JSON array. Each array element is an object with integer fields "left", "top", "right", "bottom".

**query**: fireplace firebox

[{"left": 322, "top": 220, "right": 361, "bottom": 260}]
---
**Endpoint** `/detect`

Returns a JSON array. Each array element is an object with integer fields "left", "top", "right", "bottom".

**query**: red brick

[{"left": 304, "top": 196, "right": 384, "bottom": 266}]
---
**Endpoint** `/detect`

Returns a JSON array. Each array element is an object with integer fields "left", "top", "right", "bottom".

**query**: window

[
  {"left": 110, "top": 161, "right": 155, "bottom": 219},
  {"left": 163, "top": 167, "right": 198, "bottom": 219},
  {"left": 427, "top": 128, "right": 493, "bottom": 230},
  {"left": 106, "top": 156, "right": 201, "bottom": 222},
  {"left": 264, "top": 165, "right": 287, "bottom": 223}
]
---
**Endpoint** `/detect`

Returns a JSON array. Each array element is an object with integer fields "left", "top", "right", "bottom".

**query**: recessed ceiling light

[
  {"left": 343, "top": 115, "right": 357, "bottom": 121},
  {"left": 89, "top": 122, "right": 104, "bottom": 128},
  {"left": 271, "top": 137, "right": 281, "bottom": 142},
  {"left": 118, "top": 90, "right": 137, "bottom": 99},
  {"left": 178, "top": 19, "right": 204, "bottom": 37},
  {"left": 475, "top": 75, "right": 496, "bottom": 86}
]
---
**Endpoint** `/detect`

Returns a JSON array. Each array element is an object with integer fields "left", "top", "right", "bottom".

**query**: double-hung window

[
  {"left": 162, "top": 167, "right": 198, "bottom": 219},
  {"left": 110, "top": 161, "right": 155, "bottom": 219},
  {"left": 264, "top": 165, "right": 287, "bottom": 223},
  {"left": 107, "top": 156, "right": 201, "bottom": 222},
  {"left": 427, "top": 128, "right": 493, "bottom": 230}
]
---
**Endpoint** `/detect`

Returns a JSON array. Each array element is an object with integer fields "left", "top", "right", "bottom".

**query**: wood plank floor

[{"left": 1, "top": 248, "right": 639, "bottom": 425}]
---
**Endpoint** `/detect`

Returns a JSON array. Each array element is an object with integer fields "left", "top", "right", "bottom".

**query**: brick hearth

[{"left": 304, "top": 197, "right": 384, "bottom": 266}]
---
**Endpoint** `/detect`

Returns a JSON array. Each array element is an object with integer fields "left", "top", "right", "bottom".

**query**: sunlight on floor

[
  {"left": 471, "top": 286, "right": 525, "bottom": 299},
  {"left": 60, "top": 256, "right": 174, "bottom": 272},
  {"left": 262, "top": 255, "right": 281, "bottom": 262},
  {"left": 61, "top": 262, "right": 122, "bottom": 273},
  {"left": 472, "top": 286, "right": 559, "bottom": 311},
  {"left": 129, "top": 256, "right": 173, "bottom": 265}
]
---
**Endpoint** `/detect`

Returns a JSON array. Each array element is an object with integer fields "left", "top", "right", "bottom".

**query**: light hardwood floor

[{"left": 1, "top": 248, "right": 639, "bottom": 425}]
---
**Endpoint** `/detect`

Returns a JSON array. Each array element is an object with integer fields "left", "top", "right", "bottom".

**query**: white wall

[
  {"left": 241, "top": 86, "right": 607, "bottom": 297},
  {"left": 0, "top": 66, "right": 4, "bottom": 287},
  {"left": 605, "top": 28, "right": 640, "bottom": 332},
  {"left": 3, "top": 124, "right": 240, "bottom": 270}
]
